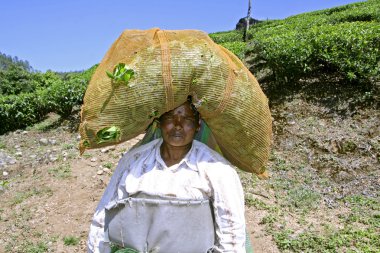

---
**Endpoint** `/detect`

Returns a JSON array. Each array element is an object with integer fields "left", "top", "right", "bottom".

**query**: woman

[{"left": 87, "top": 100, "right": 247, "bottom": 253}]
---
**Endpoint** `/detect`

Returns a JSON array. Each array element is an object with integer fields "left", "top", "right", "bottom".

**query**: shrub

[
  {"left": 245, "top": 0, "right": 380, "bottom": 85},
  {"left": 220, "top": 41, "right": 247, "bottom": 60},
  {"left": 49, "top": 65, "right": 97, "bottom": 117},
  {"left": 0, "top": 92, "right": 48, "bottom": 134},
  {"left": 248, "top": 21, "right": 380, "bottom": 83},
  {"left": 0, "top": 65, "right": 97, "bottom": 134},
  {"left": 0, "top": 65, "right": 36, "bottom": 95},
  {"left": 209, "top": 30, "right": 243, "bottom": 44}
]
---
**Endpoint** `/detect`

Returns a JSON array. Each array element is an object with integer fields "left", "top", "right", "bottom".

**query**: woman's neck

[{"left": 160, "top": 142, "right": 192, "bottom": 167}]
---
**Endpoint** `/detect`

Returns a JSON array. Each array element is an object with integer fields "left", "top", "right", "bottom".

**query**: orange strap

[
  {"left": 202, "top": 46, "right": 237, "bottom": 119},
  {"left": 156, "top": 30, "right": 174, "bottom": 111}
]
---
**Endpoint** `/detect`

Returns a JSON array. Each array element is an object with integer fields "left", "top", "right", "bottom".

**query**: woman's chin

[{"left": 166, "top": 138, "right": 192, "bottom": 147}]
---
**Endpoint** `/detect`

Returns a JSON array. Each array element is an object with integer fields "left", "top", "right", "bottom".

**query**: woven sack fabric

[{"left": 79, "top": 28, "right": 272, "bottom": 175}]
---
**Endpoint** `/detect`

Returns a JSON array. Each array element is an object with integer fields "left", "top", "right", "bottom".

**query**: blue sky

[{"left": 1, "top": 0, "right": 364, "bottom": 72}]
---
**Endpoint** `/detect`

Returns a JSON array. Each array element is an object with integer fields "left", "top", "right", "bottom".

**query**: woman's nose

[{"left": 173, "top": 116, "right": 183, "bottom": 128}]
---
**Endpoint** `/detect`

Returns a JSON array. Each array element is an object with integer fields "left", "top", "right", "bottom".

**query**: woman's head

[{"left": 159, "top": 100, "right": 200, "bottom": 148}]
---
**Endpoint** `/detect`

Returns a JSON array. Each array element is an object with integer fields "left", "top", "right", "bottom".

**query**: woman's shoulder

[
  {"left": 121, "top": 138, "right": 161, "bottom": 161},
  {"left": 192, "top": 140, "right": 230, "bottom": 164},
  {"left": 192, "top": 140, "right": 238, "bottom": 175}
]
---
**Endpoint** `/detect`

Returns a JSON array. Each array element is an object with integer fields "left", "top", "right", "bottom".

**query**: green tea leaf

[
  {"left": 191, "top": 78, "right": 198, "bottom": 85},
  {"left": 114, "top": 248, "right": 139, "bottom": 253},
  {"left": 106, "top": 71, "right": 114, "bottom": 79},
  {"left": 96, "top": 126, "right": 121, "bottom": 144},
  {"left": 106, "top": 63, "right": 135, "bottom": 87},
  {"left": 148, "top": 109, "right": 159, "bottom": 119},
  {"left": 123, "top": 73, "right": 131, "bottom": 83},
  {"left": 83, "top": 140, "right": 90, "bottom": 147}
]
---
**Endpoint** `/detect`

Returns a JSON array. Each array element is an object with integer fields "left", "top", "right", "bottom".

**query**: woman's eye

[{"left": 162, "top": 116, "right": 174, "bottom": 123}]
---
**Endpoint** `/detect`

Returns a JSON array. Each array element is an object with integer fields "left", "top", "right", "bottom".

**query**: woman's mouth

[{"left": 170, "top": 132, "right": 184, "bottom": 138}]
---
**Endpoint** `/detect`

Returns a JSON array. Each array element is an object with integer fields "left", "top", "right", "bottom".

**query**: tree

[{"left": 243, "top": 0, "right": 252, "bottom": 42}]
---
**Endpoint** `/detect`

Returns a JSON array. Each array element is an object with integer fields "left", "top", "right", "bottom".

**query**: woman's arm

[
  {"left": 207, "top": 164, "right": 246, "bottom": 253},
  {"left": 88, "top": 209, "right": 110, "bottom": 253},
  {"left": 87, "top": 154, "right": 130, "bottom": 253}
]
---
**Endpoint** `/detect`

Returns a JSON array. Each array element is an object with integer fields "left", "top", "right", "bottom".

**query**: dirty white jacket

[{"left": 87, "top": 138, "right": 246, "bottom": 253}]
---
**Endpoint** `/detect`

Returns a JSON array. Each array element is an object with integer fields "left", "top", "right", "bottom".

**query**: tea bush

[
  {"left": 0, "top": 92, "right": 47, "bottom": 134},
  {"left": 0, "top": 66, "right": 36, "bottom": 95},
  {"left": 0, "top": 65, "right": 97, "bottom": 134},
  {"left": 210, "top": 0, "right": 380, "bottom": 87},
  {"left": 248, "top": 21, "right": 380, "bottom": 83},
  {"left": 220, "top": 41, "right": 247, "bottom": 60},
  {"left": 209, "top": 30, "right": 243, "bottom": 44}
]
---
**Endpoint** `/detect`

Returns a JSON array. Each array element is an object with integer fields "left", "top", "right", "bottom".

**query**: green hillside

[{"left": 211, "top": 0, "right": 379, "bottom": 85}]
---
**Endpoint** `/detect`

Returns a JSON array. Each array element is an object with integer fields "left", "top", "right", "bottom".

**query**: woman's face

[{"left": 159, "top": 102, "right": 200, "bottom": 147}]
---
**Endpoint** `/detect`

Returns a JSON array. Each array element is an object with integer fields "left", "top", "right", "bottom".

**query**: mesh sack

[{"left": 79, "top": 28, "right": 272, "bottom": 175}]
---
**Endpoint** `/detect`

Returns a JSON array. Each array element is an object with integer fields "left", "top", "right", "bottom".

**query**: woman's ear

[
  {"left": 154, "top": 118, "right": 161, "bottom": 129},
  {"left": 197, "top": 118, "right": 202, "bottom": 132}
]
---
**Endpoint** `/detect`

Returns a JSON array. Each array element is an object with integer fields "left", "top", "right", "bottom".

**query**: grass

[
  {"left": 63, "top": 235, "right": 80, "bottom": 246},
  {"left": 22, "top": 241, "right": 49, "bottom": 253},
  {"left": 248, "top": 183, "right": 380, "bottom": 252},
  {"left": 60, "top": 143, "right": 79, "bottom": 160},
  {"left": 274, "top": 226, "right": 380, "bottom": 252},
  {"left": 0, "top": 140, "right": 6, "bottom": 149},
  {"left": 4, "top": 235, "right": 54, "bottom": 253},
  {"left": 344, "top": 195, "right": 379, "bottom": 209},
  {"left": 3, "top": 205, "right": 59, "bottom": 252},
  {"left": 245, "top": 195, "right": 271, "bottom": 210},
  {"left": 103, "top": 162, "right": 113, "bottom": 169},
  {"left": 66, "top": 151, "right": 78, "bottom": 160},
  {"left": 48, "top": 164, "right": 71, "bottom": 178},
  {"left": 62, "top": 143, "right": 75, "bottom": 150},
  {"left": 285, "top": 185, "right": 321, "bottom": 211},
  {"left": 11, "top": 187, "right": 53, "bottom": 206},
  {"left": 341, "top": 195, "right": 380, "bottom": 228},
  {"left": 82, "top": 153, "right": 92, "bottom": 159},
  {"left": 260, "top": 214, "right": 278, "bottom": 226},
  {"left": 0, "top": 179, "right": 10, "bottom": 189},
  {"left": 26, "top": 113, "right": 61, "bottom": 132},
  {"left": 241, "top": 151, "right": 379, "bottom": 253}
]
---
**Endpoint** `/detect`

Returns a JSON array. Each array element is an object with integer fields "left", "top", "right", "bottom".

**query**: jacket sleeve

[
  {"left": 87, "top": 154, "right": 130, "bottom": 253},
  {"left": 206, "top": 163, "right": 247, "bottom": 253}
]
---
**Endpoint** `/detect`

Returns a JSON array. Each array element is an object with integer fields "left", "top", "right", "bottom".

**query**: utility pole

[{"left": 243, "top": 0, "right": 252, "bottom": 42}]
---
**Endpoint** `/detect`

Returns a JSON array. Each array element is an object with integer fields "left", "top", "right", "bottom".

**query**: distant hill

[{"left": 0, "top": 52, "right": 33, "bottom": 72}]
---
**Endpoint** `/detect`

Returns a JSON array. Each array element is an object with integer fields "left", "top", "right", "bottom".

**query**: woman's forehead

[{"left": 166, "top": 102, "right": 195, "bottom": 116}]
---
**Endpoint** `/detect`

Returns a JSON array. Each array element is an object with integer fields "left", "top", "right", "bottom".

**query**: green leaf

[
  {"left": 106, "top": 63, "right": 135, "bottom": 86},
  {"left": 106, "top": 71, "right": 114, "bottom": 79},
  {"left": 83, "top": 140, "right": 90, "bottom": 147},
  {"left": 191, "top": 78, "right": 198, "bottom": 85},
  {"left": 148, "top": 109, "right": 159, "bottom": 119},
  {"left": 96, "top": 126, "right": 121, "bottom": 144},
  {"left": 114, "top": 248, "right": 139, "bottom": 253},
  {"left": 123, "top": 74, "right": 129, "bottom": 83}
]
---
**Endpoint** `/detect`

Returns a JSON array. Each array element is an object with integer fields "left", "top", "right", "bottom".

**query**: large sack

[{"left": 79, "top": 28, "right": 272, "bottom": 175}]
